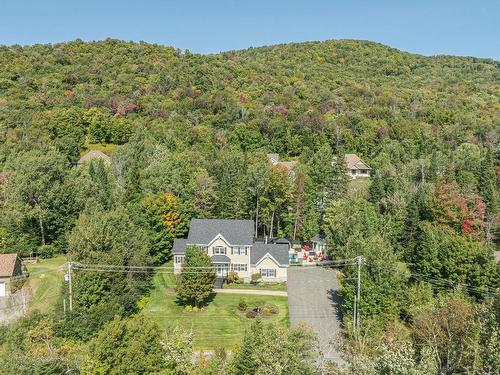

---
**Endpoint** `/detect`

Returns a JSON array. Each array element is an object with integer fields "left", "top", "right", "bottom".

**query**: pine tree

[
  {"left": 232, "top": 319, "right": 263, "bottom": 375},
  {"left": 308, "top": 144, "right": 349, "bottom": 230},
  {"left": 478, "top": 148, "right": 499, "bottom": 215},
  {"left": 175, "top": 246, "right": 216, "bottom": 308},
  {"left": 369, "top": 170, "right": 385, "bottom": 205}
]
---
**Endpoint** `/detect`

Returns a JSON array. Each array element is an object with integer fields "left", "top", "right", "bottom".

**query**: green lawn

[
  {"left": 223, "top": 282, "right": 287, "bottom": 292},
  {"left": 25, "top": 256, "right": 66, "bottom": 313},
  {"left": 146, "top": 268, "right": 289, "bottom": 349},
  {"left": 83, "top": 143, "right": 118, "bottom": 156}
]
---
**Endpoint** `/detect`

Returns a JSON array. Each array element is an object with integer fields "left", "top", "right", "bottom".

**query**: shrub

[
  {"left": 262, "top": 307, "right": 271, "bottom": 316},
  {"left": 238, "top": 297, "right": 247, "bottom": 312},
  {"left": 246, "top": 310, "right": 257, "bottom": 319},
  {"left": 192, "top": 306, "right": 200, "bottom": 313},
  {"left": 251, "top": 273, "right": 261, "bottom": 283},
  {"left": 258, "top": 281, "right": 266, "bottom": 287},
  {"left": 266, "top": 304, "right": 279, "bottom": 314},
  {"left": 184, "top": 305, "right": 193, "bottom": 312},
  {"left": 235, "top": 278, "right": 244, "bottom": 284},
  {"left": 226, "top": 271, "right": 239, "bottom": 284},
  {"left": 37, "top": 244, "right": 57, "bottom": 259}
]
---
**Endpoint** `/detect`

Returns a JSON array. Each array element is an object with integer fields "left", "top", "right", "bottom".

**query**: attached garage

[{"left": 0, "top": 282, "right": 6, "bottom": 297}]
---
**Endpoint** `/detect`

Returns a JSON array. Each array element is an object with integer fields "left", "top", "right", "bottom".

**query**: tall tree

[
  {"left": 308, "top": 144, "right": 349, "bottom": 229},
  {"left": 5, "top": 148, "right": 69, "bottom": 248},
  {"left": 175, "top": 246, "right": 216, "bottom": 308}
]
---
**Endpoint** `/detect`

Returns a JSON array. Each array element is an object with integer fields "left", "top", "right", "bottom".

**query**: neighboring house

[
  {"left": 0, "top": 253, "right": 23, "bottom": 297},
  {"left": 173, "top": 219, "right": 290, "bottom": 282},
  {"left": 311, "top": 234, "right": 327, "bottom": 254},
  {"left": 345, "top": 154, "right": 371, "bottom": 179},
  {"left": 495, "top": 251, "right": 500, "bottom": 263},
  {"left": 267, "top": 153, "right": 298, "bottom": 178},
  {"left": 77, "top": 150, "right": 112, "bottom": 166}
]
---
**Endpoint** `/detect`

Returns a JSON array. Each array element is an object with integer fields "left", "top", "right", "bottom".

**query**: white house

[{"left": 172, "top": 219, "right": 289, "bottom": 282}]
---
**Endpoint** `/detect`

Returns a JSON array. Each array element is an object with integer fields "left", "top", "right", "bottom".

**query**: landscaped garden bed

[
  {"left": 237, "top": 297, "right": 279, "bottom": 319},
  {"left": 224, "top": 272, "right": 287, "bottom": 291}
]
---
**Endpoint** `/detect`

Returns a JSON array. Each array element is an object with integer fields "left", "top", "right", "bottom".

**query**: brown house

[
  {"left": 345, "top": 154, "right": 371, "bottom": 179},
  {"left": 266, "top": 153, "right": 298, "bottom": 178},
  {"left": 0, "top": 253, "right": 23, "bottom": 297}
]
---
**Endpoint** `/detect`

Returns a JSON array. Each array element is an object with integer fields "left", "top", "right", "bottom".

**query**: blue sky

[{"left": 1, "top": 0, "right": 499, "bottom": 59}]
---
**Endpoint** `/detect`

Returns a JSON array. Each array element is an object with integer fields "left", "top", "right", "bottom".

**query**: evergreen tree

[
  {"left": 369, "top": 170, "right": 385, "bottom": 206},
  {"left": 232, "top": 319, "right": 263, "bottom": 375},
  {"left": 309, "top": 144, "right": 349, "bottom": 230},
  {"left": 478, "top": 148, "right": 499, "bottom": 215},
  {"left": 176, "top": 246, "right": 216, "bottom": 307}
]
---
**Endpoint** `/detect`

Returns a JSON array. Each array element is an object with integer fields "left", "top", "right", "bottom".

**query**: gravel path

[
  {"left": 214, "top": 288, "right": 287, "bottom": 296},
  {"left": 287, "top": 267, "right": 345, "bottom": 366}
]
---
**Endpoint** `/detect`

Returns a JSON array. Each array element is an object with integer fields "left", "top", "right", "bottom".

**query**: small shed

[{"left": 0, "top": 253, "right": 23, "bottom": 297}]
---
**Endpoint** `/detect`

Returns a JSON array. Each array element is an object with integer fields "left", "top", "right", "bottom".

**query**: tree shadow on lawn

[{"left": 174, "top": 292, "right": 217, "bottom": 308}]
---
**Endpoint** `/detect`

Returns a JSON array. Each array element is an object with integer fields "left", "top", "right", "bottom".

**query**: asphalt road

[{"left": 287, "top": 267, "right": 345, "bottom": 366}]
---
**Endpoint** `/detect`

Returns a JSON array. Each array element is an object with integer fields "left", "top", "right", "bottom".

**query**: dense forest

[{"left": 0, "top": 39, "right": 499, "bottom": 374}]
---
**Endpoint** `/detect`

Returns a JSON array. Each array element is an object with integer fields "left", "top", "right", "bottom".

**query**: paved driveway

[{"left": 287, "top": 267, "right": 345, "bottom": 365}]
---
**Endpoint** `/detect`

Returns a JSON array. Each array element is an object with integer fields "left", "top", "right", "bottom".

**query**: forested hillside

[{"left": 0, "top": 39, "right": 499, "bottom": 373}]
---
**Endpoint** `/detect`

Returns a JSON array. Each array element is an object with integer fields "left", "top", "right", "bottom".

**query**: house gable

[{"left": 254, "top": 252, "right": 284, "bottom": 268}]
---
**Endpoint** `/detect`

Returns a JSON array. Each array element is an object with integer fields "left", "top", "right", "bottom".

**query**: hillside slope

[{"left": 0, "top": 39, "right": 498, "bottom": 164}]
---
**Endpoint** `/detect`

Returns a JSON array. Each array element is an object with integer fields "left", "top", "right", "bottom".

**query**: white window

[
  {"left": 260, "top": 269, "right": 276, "bottom": 277},
  {"left": 231, "top": 246, "right": 247, "bottom": 255},
  {"left": 231, "top": 263, "right": 248, "bottom": 272},
  {"left": 174, "top": 255, "right": 185, "bottom": 264},
  {"left": 213, "top": 246, "right": 226, "bottom": 255}
]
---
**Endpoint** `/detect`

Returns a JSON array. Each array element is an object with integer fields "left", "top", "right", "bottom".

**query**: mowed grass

[
  {"left": 25, "top": 256, "right": 66, "bottom": 313},
  {"left": 83, "top": 143, "right": 118, "bottom": 156},
  {"left": 146, "top": 265, "right": 289, "bottom": 349},
  {"left": 223, "top": 282, "right": 287, "bottom": 292}
]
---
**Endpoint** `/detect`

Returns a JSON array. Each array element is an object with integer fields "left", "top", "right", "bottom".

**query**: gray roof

[
  {"left": 172, "top": 238, "right": 187, "bottom": 254},
  {"left": 187, "top": 219, "right": 254, "bottom": 245},
  {"left": 311, "top": 234, "right": 326, "bottom": 244},
  {"left": 251, "top": 243, "right": 289, "bottom": 266},
  {"left": 211, "top": 254, "right": 231, "bottom": 263}
]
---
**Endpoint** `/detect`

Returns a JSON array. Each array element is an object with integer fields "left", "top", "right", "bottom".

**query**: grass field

[
  {"left": 83, "top": 143, "right": 118, "bottom": 156},
  {"left": 146, "top": 266, "right": 289, "bottom": 349},
  {"left": 223, "top": 282, "right": 287, "bottom": 291},
  {"left": 25, "top": 256, "right": 66, "bottom": 313}
]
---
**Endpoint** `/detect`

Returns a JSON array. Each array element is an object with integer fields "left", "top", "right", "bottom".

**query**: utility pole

[
  {"left": 355, "top": 256, "right": 362, "bottom": 336},
  {"left": 68, "top": 262, "right": 73, "bottom": 311}
]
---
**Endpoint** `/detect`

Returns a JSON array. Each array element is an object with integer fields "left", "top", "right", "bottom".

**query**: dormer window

[{"left": 213, "top": 246, "right": 226, "bottom": 255}]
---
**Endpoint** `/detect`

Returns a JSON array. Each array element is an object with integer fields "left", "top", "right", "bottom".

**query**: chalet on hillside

[
  {"left": 77, "top": 150, "right": 112, "bottom": 166},
  {"left": 267, "top": 153, "right": 298, "bottom": 178},
  {"left": 345, "top": 154, "right": 371, "bottom": 179},
  {"left": 0, "top": 254, "right": 23, "bottom": 297}
]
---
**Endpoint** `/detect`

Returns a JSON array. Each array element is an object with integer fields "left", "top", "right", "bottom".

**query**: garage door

[{"left": 0, "top": 282, "right": 6, "bottom": 297}]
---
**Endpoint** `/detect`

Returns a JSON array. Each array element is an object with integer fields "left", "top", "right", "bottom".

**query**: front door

[{"left": 216, "top": 264, "right": 228, "bottom": 277}]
